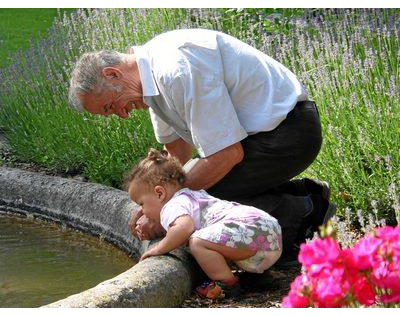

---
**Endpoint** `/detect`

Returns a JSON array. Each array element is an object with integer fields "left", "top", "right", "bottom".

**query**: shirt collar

[{"left": 132, "top": 45, "right": 159, "bottom": 97}]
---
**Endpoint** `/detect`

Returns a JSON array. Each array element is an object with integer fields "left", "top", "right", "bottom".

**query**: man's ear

[
  {"left": 102, "top": 67, "right": 123, "bottom": 81},
  {"left": 154, "top": 185, "right": 167, "bottom": 201}
]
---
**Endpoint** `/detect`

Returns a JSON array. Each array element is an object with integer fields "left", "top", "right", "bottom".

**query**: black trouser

[{"left": 207, "top": 101, "right": 323, "bottom": 256}]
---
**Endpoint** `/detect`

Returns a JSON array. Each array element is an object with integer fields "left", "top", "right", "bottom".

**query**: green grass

[{"left": 0, "top": 8, "right": 75, "bottom": 68}]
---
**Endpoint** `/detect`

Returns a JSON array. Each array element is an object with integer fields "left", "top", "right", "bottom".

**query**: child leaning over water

[{"left": 124, "top": 148, "right": 282, "bottom": 299}]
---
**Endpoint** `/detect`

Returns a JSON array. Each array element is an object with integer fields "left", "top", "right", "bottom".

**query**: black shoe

[
  {"left": 274, "top": 244, "right": 301, "bottom": 270},
  {"left": 275, "top": 178, "right": 331, "bottom": 198},
  {"left": 310, "top": 199, "right": 337, "bottom": 235},
  {"left": 300, "top": 178, "right": 331, "bottom": 201},
  {"left": 323, "top": 200, "right": 337, "bottom": 223},
  {"left": 238, "top": 269, "right": 286, "bottom": 290},
  {"left": 297, "top": 197, "right": 337, "bottom": 243}
]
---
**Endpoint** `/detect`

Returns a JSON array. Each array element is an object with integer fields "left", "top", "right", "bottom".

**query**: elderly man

[{"left": 68, "top": 29, "right": 334, "bottom": 267}]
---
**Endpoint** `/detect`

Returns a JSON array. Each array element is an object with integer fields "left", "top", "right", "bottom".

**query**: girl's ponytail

[{"left": 124, "top": 148, "right": 186, "bottom": 191}]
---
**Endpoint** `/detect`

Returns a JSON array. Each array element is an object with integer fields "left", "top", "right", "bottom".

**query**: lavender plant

[
  {"left": 0, "top": 9, "right": 398, "bottom": 224},
  {"left": 283, "top": 9, "right": 400, "bottom": 224}
]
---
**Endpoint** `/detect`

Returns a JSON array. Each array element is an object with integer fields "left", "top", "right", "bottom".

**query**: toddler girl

[{"left": 124, "top": 148, "right": 282, "bottom": 299}]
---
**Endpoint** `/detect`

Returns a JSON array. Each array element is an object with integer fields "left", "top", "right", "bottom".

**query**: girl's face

[{"left": 128, "top": 180, "right": 166, "bottom": 222}]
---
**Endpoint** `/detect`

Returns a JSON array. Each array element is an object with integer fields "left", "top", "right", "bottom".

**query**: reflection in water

[{"left": 0, "top": 213, "right": 136, "bottom": 307}]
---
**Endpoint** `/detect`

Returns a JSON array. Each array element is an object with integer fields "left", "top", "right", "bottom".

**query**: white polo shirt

[{"left": 133, "top": 29, "right": 308, "bottom": 158}]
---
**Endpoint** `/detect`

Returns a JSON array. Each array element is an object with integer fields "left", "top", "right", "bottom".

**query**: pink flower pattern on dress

[{"left": 249, "top": 235, "right": 270, "bottom": 251}]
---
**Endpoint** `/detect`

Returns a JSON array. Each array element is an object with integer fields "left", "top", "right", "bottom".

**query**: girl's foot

[{"left": 195, "top": 277, "right": 241, "bottom": 299}]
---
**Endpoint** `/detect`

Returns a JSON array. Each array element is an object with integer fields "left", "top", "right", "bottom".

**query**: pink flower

[
  {"left": 372, "top": 260, "right": 400, "bottom": 292},
  {"left": 375, "top": 227, "right": 400, "bottom": 258},
  {"left": 351, "top": 235, "right": 382, "bottom": 270},
  {"left": 298, "top": 237, "right": 341, "bottom": 270},
  {"left": 375, "top": 226, "right": 400, "bottom": 243},
  {"left": 281, "top": 275, "right": 310, "bottom": 308},
  {"left": 380, "top": 292, "right": 400, "bottom": 304},
  {"left": 283, "top": 226, "right": 400, "bottom": 308},
  {"left": 352, "top": 275, "right": 376, "bottom": 306},
  {"left": 312, "top": 267, "right": 348, "bottom": 308},
  {"left": 281, "top": 291, "right": 309, "bottom": 308},
  {"left": 341, "top": 248, "right": 359, "bottom": 274}
]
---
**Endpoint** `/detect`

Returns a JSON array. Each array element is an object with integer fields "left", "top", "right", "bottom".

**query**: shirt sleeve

[
  {"left": 148, "top": 107, "right": 180, "bottom": 144},
  {"left": 169, "top": 69, "right": 248, "bottom": 158},
  {"left": 160, "top": 194, "right": 194, "bottom": 230}
]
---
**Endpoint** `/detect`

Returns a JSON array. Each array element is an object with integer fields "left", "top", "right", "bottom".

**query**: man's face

[
  {"left": 79, "top": 87, "right": 131, "bottom": 119},
  {"left": 79, "top": 66, "right": 148, "bottom": 119}
]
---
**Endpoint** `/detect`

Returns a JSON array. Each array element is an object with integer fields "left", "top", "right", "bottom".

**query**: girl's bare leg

[{"left": 189, "top": 237, "right": 256, "bottom": 281}]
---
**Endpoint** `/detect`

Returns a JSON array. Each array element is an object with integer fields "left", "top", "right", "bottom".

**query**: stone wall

[{"left": 0, "top": 167, "right": 200, "bottom": 307}]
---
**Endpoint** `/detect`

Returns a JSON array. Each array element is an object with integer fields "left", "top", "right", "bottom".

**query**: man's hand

[{"left": 128, "top": 210, "right": 165, "bottom": 241}]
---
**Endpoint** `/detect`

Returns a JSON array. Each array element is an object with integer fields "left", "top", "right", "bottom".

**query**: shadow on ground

[{"left": 181, "top": 266, "right": 300, "bottom": 308}]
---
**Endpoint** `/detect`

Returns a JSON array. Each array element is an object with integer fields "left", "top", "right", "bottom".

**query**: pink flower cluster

[{"left": 282, "top": 225, "right": 400, "bottom": 308}]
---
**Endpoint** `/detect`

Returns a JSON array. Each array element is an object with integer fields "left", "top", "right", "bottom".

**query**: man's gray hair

[{"left": 68, "top": 50, "right": 123, "bottom": 112}]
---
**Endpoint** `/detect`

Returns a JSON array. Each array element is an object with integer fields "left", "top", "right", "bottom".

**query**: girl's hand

[
  {"left": 128, "top": 208, "right": 144, "bottom": 239},
  {"left": 129, "top": 209, "right": 165, "bottom": 241},
  {"left": 139, "top": 247, "right": 162, "bottom": 261}
]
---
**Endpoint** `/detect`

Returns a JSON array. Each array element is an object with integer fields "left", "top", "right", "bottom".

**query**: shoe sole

[
  {"left": 323, "top": 201, "right": 337, "bottom": 224},
  {"left": 315, "top": 179, "right": 331, "bottom": 201}
]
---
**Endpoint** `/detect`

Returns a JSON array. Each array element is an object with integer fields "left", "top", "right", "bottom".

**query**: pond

[{"left": 0, "top": 213, "right": 136, "bottom": 307}]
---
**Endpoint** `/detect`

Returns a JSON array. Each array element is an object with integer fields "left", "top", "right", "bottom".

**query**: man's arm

[
  {"left": 164, "top": 138, "right": 193, "bottom": 165},
  {"left": 164, "top": 138, "right": 244, "bottom": 191},
  {"left": 185, "top": 142, "right": 244, "bottom": 190}
]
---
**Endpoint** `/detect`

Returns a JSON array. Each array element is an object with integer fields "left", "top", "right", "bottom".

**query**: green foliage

[
  {"left": 220, "top": 8, "right": 303, "bottom": 34},
  {"left": 0, "top": 9, "right": 75, "bottom": 68},
  {"left": 217, "top": 8, "right": 303, "bottom": 46}
]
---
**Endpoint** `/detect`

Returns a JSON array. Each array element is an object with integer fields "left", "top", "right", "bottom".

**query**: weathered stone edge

[{"left": 0, "top": 167, "right": 199, "bottom": 307}]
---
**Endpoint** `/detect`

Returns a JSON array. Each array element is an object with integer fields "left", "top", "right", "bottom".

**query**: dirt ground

[{"left": 180, "top": 266, "right": 301, "bottom": 308}]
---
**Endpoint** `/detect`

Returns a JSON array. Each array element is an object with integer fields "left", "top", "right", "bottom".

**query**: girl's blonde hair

[{"left": 123, "top": 148, "right": 186, "bottom": 191}]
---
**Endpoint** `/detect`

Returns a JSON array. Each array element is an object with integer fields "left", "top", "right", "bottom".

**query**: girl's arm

[{"left": 140, "top": 215, "right": 195, "bottom": 261}]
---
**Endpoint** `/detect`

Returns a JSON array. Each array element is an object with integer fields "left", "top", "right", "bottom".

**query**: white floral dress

[{"left": 160, "top": 188, "right": 282, "bottom": 253}]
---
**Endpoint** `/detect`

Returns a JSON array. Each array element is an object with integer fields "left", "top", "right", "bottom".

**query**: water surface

[{"left": 0, "top": 213, "right": 135, "bottom": 307}]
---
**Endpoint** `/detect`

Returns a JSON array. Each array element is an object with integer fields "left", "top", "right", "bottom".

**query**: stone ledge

[{"left": 0, "top": 166, "right": 199, "bottom": 307}]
